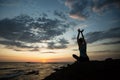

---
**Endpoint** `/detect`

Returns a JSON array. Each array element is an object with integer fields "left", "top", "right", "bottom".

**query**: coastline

[{"left": 43, "top": 58, "right": 120, "bottom": 80}]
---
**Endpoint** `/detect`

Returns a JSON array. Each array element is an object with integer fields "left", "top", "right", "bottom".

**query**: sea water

[{"left": 0, "top": 62, "right": 71, "bottom": 80}]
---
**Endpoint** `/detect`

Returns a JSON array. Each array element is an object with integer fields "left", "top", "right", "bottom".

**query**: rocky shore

[{"left": 43, "top": 58, "right": 120, "bottom": 80}]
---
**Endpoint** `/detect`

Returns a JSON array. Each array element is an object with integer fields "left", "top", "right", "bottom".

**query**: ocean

[{"left": 0, "top": 62, "right": 71, "bottom": 80}]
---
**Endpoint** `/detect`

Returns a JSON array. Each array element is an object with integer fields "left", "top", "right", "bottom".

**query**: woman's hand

[
  {"left": 78, "top": 28, "right": 84, "bottom": 33},
  {"left": 80, "top": 29, "right": 84, "bottom": 33}
]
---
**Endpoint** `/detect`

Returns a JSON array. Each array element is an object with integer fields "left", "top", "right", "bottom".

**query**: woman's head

[{"left": 78, "top": 38, "right": 84, "bottom": 44}]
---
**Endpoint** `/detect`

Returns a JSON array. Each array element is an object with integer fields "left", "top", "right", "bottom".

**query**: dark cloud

[
  {"left": 47, "top": 38, "right": 69, "bottom": 49},
  {"left": 41, "top": 51, "right": 56, "bottom": 54},
  {"left": 86, "top": 27, "right": 120, "bottom": 43},
  {"left": 13, "top": 49, "right": 23, "bottom": 51},
  {"left": 0, "top": 0, "right": 20, "bottom": 6},
  {"left": 65, "top": 0, "right": 120, "bottom": 20},
  {"left": 0, "top": 14, "right": 69, "bottom": 48},
  {"left": 47, "top": 42, "right": 56, "bottom": 49},
  {"left": 101, "top": 41, "right": 120, "bottom": 45},
  {"left": 65, "top": 0, "right": 89, "bottom": 20},
  {"left": 93, "top": 0, "right": 120, "bottom": 12},
  {"left": 47, "top": 42, "right": 67, "bottom": 49},
  {"left": 86, "top": 31, "right": 103, "bottom": 43},
  {"left": 42, "top": 13, "right": 48, "bottom": 17},
  {"left": 0, "top": 14, "right": 34, "bottom": 42},
  {"left": 58, "top": 38, "right": 69, "bottom": 44},
  {"left": 13, "top": 47, "right": 39, "bottom": 52},
  {"left": 54, "top": 10, "right": 67, "bottom": 20},
  {"left": 0, "top": 40, "right": 34, "bottom": 48},
  {"left": 71, "top": 35, "right": 76, "bottom": 40},
  {"left": 88, "top": 50, "right": 120, "bottom": 53}
]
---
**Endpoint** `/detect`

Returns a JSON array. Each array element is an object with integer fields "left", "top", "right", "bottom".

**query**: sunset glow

[{"left": 0, "top": 0, "right": 120, "bottom": 62}]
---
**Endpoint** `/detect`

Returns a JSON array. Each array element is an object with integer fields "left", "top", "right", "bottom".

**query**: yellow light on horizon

[{"left": 41, "top": 59, "right": 48, "bottom": 63}]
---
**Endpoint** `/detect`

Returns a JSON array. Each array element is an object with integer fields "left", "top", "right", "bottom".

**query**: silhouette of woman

[{"left": 73, "top": 29, "right": 89, "bottom": 62}]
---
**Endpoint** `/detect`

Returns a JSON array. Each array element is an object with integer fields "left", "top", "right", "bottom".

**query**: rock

[{"left": 43, "top": 59, "right": 120, "bottom": 80}]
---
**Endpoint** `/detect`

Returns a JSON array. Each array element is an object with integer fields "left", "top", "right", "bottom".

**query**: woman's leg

[
  {"left": 72, "top": 54, "right": 80, "bottom": 61},
  {"left": 80, "top": 56, "right": 89, "bottom": 62}
]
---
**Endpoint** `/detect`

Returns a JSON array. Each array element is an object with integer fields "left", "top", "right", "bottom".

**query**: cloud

[
  {"left": 13, "top": 49, "right": 23, "bottom": 51},
  {"left": 86, "top": 27, "right": 120, "bottom": 43},
  {"left": 29, "top": 47, "right": 40, "bottom": 51},
  {"left": 101, "top": 41, "right": 120, "bottom": 45},
  {"left": 86, "top": 31, "right": 103, "bottom": 43},
  {"left": 0, "top": 15, "right": 35, "bottom": 43},
  {"left": 54, "top": 10, "right": 67, "bottom": 20},
  {"left": 12, "top": 47, "right": 39, "bottom": 52},
  {"left": 47, "top": 38, "right": 69, "bottom": 49},
  {"left": 0, "top": 40, "right": 34, "bottom": 48},
  {"left": 58, "top": 38, "right": 69, "bottom": 44},
  {"left": 57, "top": 0, "right": 65, "bottom": 4},
  {"left": 47, "top": 42, "right": 55, "bottom": 49},
  {"left": 42, "top": 12, "right": 48, "bottom": 17},
  {"left": 72, "top": 49, "right": 77, "bottom": 51},
  {"left": 0, "top": 14, "right": 69, "bottom": 49},
  {"left": 0, "top": 0, "right": 20, "bottom": 6},
  {"left": 88, "top": 50, "right": 120, "bottom": 53},
  {"left": 41, "top": 51, "right": 56, "bottom": 54},
  {"left": 92, "top": 0, "right": 120, "bottom": 12},
  {"left": 65, "top": 0, "right": 88, "bottom": 20},
  {"left": 47, "top": 42, "right": 67, "bottom": 49},
  {"left": 65, "top": 0, "right": 120, "bottom": 20}
]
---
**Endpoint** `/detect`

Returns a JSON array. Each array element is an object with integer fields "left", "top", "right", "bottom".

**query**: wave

[{"left": 0, "top": 70, "right": 24, "bottom": 80}]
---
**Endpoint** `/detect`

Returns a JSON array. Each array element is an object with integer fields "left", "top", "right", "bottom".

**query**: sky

[{"left": 0, "top": 0, "right": 120, "bottom": 62}]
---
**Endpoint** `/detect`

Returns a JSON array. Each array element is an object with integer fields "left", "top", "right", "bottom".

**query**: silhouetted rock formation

[{"left": 43, "top": 59, "right": 120, "bottom": 80}]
